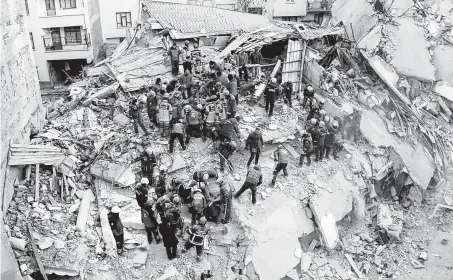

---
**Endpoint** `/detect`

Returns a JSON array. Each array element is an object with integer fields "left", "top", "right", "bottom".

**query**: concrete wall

[
  {"left": 87, "top": 0, "right": 103, "bottom": 61},
  {"left": 99, "top": 0, "right": 140, "bottom": 41},
  {"left": 271, "top": 0, "right": 307, "bottom": 17}
]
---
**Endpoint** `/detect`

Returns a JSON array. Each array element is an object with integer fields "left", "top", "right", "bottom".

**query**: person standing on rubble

[
  {"left": 185, "top": 104, "right": 203, "bottom": 145},
  {"left": 179, "top": 70, "right": 193, "bottom": 98},
  {"left": 136, "top": 178, "right": 150, "bottom": 208},
  {"left": 315, "top": 121, "right": 327, "bottom": 161},
  {"left": 209, "top": 61, "right": 222, "bottom": 73},
  {"left": 324, "top": 118, "right": 337, "bottom": 160},
  {"left": 135, "top": 147, "right": 157, "bottom": 184},
  {"left": 299, "top": 132, "right": 314, "bottom": 166},
  {"left": 147, "top": 91, "right": 158, "bottom": 128},
  {"left": 234, "top": 165, "right": 262, "bottom": 204},
  {"left": 249, "top": 48, "right": 262, "bottom": 79},
  {"left": 344, "top": 108, "right": 362, "bottom": 142},
  {"left": 108, "top": 206, "right": 124, "bottom": 255},
  {"left": 216, "top": 71, "right": 229, "bottom": 88},
  {"left": 182, "top": 216, "right": 209, "bottom": 261},
  {"left": 169, "top": 92, "right": 182, "bottom": 128},
  {"left": 225, "top": 91, "right": 237, "bottom": 119},
  {"left": 238, "top": 50, "right": 249, "bottom": 81},
  {"left": 218, "top": 140, "right": 237, "bottom": 173},
  {"left": 158, "top": 93, "right": 173, "bottom": 137},
  {"left": 265, "top": 78, "right": 280, "bottom": 117},
  {"left": 129, "top": 98, "right": 150, "bottom": 136},
  {"left": 168, "top": 42, "right": 182, "bottom": 76},
  {"left": 169, "top": 119, "right": 186, "bottom": 153},
  {"left": 202, "top": 101, "right": 217, "bottom": 141},
  {"left": 245, "top": 127, "right": 264, "bottom": 168},
  {"left": 331, "top": 120, "right": 343, "bottom": 159},
  {"left": 302, "top": 85, "right": 315, "bottom": 109},
  {"left": 271, "top": 145, "right": 289, "bottom": 186},
  {"left": 159, "top": 202, "right": 182, "bottom": 260},
  {"left": 227, "top": 74, "right": 239, "bottom": 105},
  {"left": 142, "top": 198, "right": 162, "bottom": 245},
  {"left": 282, "top": 81, "right": 293, "bottom": 108}
]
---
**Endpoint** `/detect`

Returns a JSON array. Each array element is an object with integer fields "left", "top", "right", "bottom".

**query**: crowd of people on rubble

[{"left": 109, "top": 40, "right": 361, "bottom": 268}]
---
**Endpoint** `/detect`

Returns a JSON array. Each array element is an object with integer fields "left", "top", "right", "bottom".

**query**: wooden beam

[
  {"left": 35, "top": 164, "right": 40, "bottom": 202},
  {"left": 63, "top": 175, "right": 69, "bottom": 198},
  {"left": 26, "top": 165, "right": 32, "bottom": 181},
  {"left": 27, "top": 224, "right": 49, "bottom": 280},
  {"left": 298, "top": 41, "right": 308, "bottom": 93}
]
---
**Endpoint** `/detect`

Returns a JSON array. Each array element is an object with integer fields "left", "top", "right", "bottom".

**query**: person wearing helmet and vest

[
  {"left": 211, "top": 179, "right": 235, "bottom": 223},
  {"left": 158, "top": 93, "right": 173, "bottom": 136},
  {"left": 136, "top": 178, "right": 150, "bottom": 208},
  {"left": 146, "top": 91, "right": 158, "bottom": 127},
  {"left": 190, "top": 188, "right": 206, "bottom": 224},
  {"left": 299, "top": 132, "right": 314, "bottom": 166},
  {"left": 182, "top": 216, "right": 209, "bottom": 261},
  {"left": 189, "top": 169, "right": 218, "bottom": 189},
  {"left": 282, "top": 81, "right": 293, "bottom": 107},
  {"left": 303, "top": 85, "right": 315, "bottom": 109},
  {"left": 245, "top": 127, "right": 264, "bottom": 168},
  {"left": 108, "top": 206, "right": 124, "bottom": 254},
  {"left": 234, "top": 165, "right": 263, "bottom": 204},
  {"left": 271, "top": 145, "right": 289, "bottom": 185},
  {"left": 169, "top": 119, "right": 186, "bottom": 153},
  {"left": 129, "top": 98, "right": 150, "bottom": 135},
  {"left": 155, "top": 165, "right": 168, "bottom": 197},
  {"left": 218, "top": 140, "right": 237, "bottom": 172},
  {"left": 185, "top": 104, "right": 203, "bottom": 145},
  {"left": 265, "top": 78, "right": 280, "bottom": 117},
  {"left": 142, "top": 198, "right": 162, "bottom": 245},
  {"left": 168, "top": 42, "right": 182, "bottom": 76}
]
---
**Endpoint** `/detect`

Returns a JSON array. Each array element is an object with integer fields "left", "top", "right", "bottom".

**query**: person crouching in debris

[
  {"left": 218, "top": 140, "right": 237, "bottom": 173},
  {"left": 190, "top": 188, "right": 207, "bottom": 224},
  {"left": 168, "top": 42, "right": 182, "bottom": 76},
  {"left": 108, "top": 206, "right": 124, "bottom": 255},
  {"left": 282, "top": 81, "right": 293, "bottom": 107},
  {"left": 129, "top": 98, "right": 150, "bottom": 136},
  {"left": 245, "top": 127, "right": 264, "bottom": 168},
  {"left": 189, "top": 169, "right": 218, "bottom": 194},
  {"left": 265, "top": 78, "right": 280, "bottom": 117},
  {"left": 302, "top": 85, "right": 315, "bottom": 109},
  {"left": 158, "top": 93, "right": 173, "bottom": 137},
  {"left": 182, "top": 216, "right": 209, "bottom": 261},
  {"left": 185, "top": 104, "right": 203, "bottom": 145},
  {"left": 271, "top": 144, "right": 289, "bottom": 186},
  {"left": 136, "top": 177, "right": 150, "bottom": 208},
  {"left": 211, "top": 179, "right": 234, "bottom": 224},
  {"left": 142, "top": 198, "right": 162, "bottom": 245},
  {"left": 169, "top": 119, "right": 186, "bottom": 153},
  {"left": 146, "top": 91, "right": 158, "bottom": 128},
  {"left": 299, "top": 132, "right": 314, "bottom": 166},
  {"left": 234, "top": 165, "right": 262, "bottom": 204}
]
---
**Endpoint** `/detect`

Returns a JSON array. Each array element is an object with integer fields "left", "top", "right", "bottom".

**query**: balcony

[{"left": 43, "top": 34, "right": 91, "bottom": 52}]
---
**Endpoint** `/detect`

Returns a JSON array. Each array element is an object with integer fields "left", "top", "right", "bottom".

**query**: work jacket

[
  {"left": 147, "top": 95, "right": 158, "bottom": 111},
  {"left": 250, "top": 52, "right": 262, "bottom": 64},
  {"left": 265, "top": 82, "right": 280, "bottom": 102},
  {"left": 228, "top": 79, "right": 238, "bottom": 97},
  {"left": 187, "top": 110, "right": 202, "bottom": 125},
  {"left": 245, "top": 168, "right": 263, "bottom": 186},
  {"left": 192, "top": 192, "right": 206, "bottom": 214},
  {"left": 135, "top": 183, "right": 149, "bottom": 208},
  {"left": 238, "top": 52, "right": 248, "bottom": 66},
  {"left": 108, "top": 213, "right": 124, "bottom": 236},
  {"left": 192, "top": 169, "right": 217, "bottom": 182},
  {"left": 219, "top": 141, "right": 236, "bottom": 158},
  {"left": 226, "top": 95, "right": 237, "bottom": 114},
  {"left": 187, "top": 224, "right": 208, "bottom": 246},
  {"left": 179, "top": 74, "right": 193, "bottom": 88},
  {"left": 168, "top": 46, "right": 181, "bottom": 61},
  {"left": 302, "top": 136, "right": 314, "bottom": 154},
  {"left": 274, "top": 148, "right": 289, "bottom": 164},
  {"left": 220, "top": 118, "right": 240, "bottom": 139},
  {"left": 172, "top": 122, "right": 185, "bottom": 134},
  {"left": 141, "top": 203, "right": 159, "bottom": 228},
  {"left": 246, "top": 131, "right": 263, "bottom": 149}
]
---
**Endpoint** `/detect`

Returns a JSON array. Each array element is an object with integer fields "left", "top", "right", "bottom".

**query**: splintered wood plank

[{"left": 35, "top": 164, "right": 40, "bottom": 202}]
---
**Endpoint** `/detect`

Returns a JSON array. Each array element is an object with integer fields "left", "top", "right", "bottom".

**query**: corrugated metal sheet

[{"left": 282, "top": 39, "right": 303, "bottom": 92}]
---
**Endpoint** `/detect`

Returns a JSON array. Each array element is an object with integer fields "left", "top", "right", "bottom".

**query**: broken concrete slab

[
  {"left": 155, "top": 265, "right": 181, "bottom": 280},
  {"left": 309, "top": 200, "right": 339, "bottom": 249},
  {"left": 283, "top": 143, "right": 299, "bottom": 159},
  {"left": 328, "top": 259, "right": 350, "bottom": 280},
  {"left": 434, "top": 81, "right": 453, "bottom": 103},
  {"left": 387, "top": 17, "right": 436, "bottom": 82},
  {"left": 168, "top": 153, "right": 187, "bottom": 173},
  {"left": 36, "top": 237, "right": 54, "bottom": 250},
  {"left": 133, "top": 251, "right": 148, "bottom": 267},
  {"left": 76, "top": 189, "right": 95, "bottom": 232},
  {"left": 82, "top": 82, "right": 119, "bottom": 106},
  {"left": 90, "top": 160, "right": 135, "bottom": 187},
  {"left": 113, "top": 113, "right": 130, "bottom": 126},
  {"left": 358, "top": 25, "right": 382, "bottom": 53},
  {"left": 433, "top": 45, "right": 453, "bottom": 84},
  {"left": 286, "top": 269, "right": 298, "bottom": 280},
  {"left": 377, "top": 203, "right": 402, "bottom": 241},
  {"left": 384, "top": 0, "right": 413, "bottom": 16},
  {"left": 300, "top": 253, "right": 312, "bottom": 272}
]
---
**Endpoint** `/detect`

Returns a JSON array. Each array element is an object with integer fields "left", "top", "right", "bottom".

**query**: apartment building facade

[{"left": 25, "top": 0, "right": 102, "bottom": 83}]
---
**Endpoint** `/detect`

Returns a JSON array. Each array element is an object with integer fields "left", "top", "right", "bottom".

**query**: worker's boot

[
  {"left": 271, "top": 175, "right": 277, "bottom": 186},
  {"left": 196, "top": 255, "right": 203, "bottom": 262},
  {"left": 283, "top": 169, "right": 288, "bottom": 177}
]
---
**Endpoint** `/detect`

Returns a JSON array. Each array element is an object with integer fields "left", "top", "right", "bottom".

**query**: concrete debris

[
  {"left": 419, "top": 251, "right": 428, "bottom": 261},
  {"left": 345, "top": 253, "right": 363, "bottom": 279},
  {"left": 286, "top": 268, "right": 298, "bottom": 280},
  {"left": 90, "top": 160, "right": 135, "bottom": 187},
  {"left": 82, "top": 82, "right": 119, "bottom": 106},
  {"left": 76, "top": 190, "right": 95, "bottom": 232},
  {"left": 112, "top": 113, "right": 130, "bottom": 126},
  {"left": 328, "top": 259, "right": 350, "bottom": 280},
  {"left": 434, "top": 81, "right": 453, "bottom": 103},
  {"left": 300, "top": 253, "right": 312, "bottom": 272},
  {"left": 155, "top": 265, "right": 181, "bottom": 280},
  {"left": 36, "top": 237, "right": 54, "bottom": 250},
  {"left": 294, "top": 247, "right": 302, "bottom": 259},
  {"left": 411, "top": 259, "right": 425, "bottom": 269},
  {"left": 9, "top": 237, "right": 27, "bottom": 251},
  {"left": 133, "top": 251, "right": 148, "bottom": 267}
]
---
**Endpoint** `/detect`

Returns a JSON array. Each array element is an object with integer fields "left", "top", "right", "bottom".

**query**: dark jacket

[
  {"left": 147, "top": 95, "right": 158, "bottom": 111},
  {"left": 159, "top": 223, "right": 179, "bottom": 247},
  {"left": 246, "top": 130, "right": 264, "bottom": 149},
  {"left": 250, "top": 52, "right": 263, "bottom": 64},
  {"left": 108, "top": 213, "right": 124, "bottom": 236},
  {"left": 193, "top": 169, "right": 217, "bottom": 182},
  {"left": 238, "top": 52, "right": 248, "bottom": 66},
  {"left": 179, "top": 74, "right": 193, "bottom": 89},
  {"left": 302, "top": 136, "right": 313, "bottom": 154},
  {"left": 317, "top": 127, "right": 327, "bottom": 146},
  {"left": 168, "top": 46, "right": 182, "bottom": 61},
  {"left": 228, "top": 79, "right": 238, "bottom": 97},
  {"left": 129, "top": 102, "right": 141, "bottom": 119},
  {"left": 265, "top": 83, "right": 279, "bottom": 102},
  {"left": 245, "top": 167, "right": 263, "bottom": 186},
  {"left": 135, "top": 183, "right": 149, "bottom": 208},
  {"left": 217, "top": 73, "right": 229, "bottom": 88},
  {"left": 219, "top": 141, "right": 236, "bottom": 158},
  {"left": 220, "top": 118, "right": 240, "bottom": 139},
  {"left": 141, "top": 204, "right": 158, "bottom": 228},
  {"left": 139, "top": 152, "right": 157, "bottom": 176},
  {"left": 324, "top": 126, "right": 338, "bottom": 147}
]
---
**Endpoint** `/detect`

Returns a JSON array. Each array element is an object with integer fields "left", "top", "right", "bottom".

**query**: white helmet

[
  {"left": 307, "top": 85, "right": 313, "bottom": 91},
  {"left": 141, "top": 177, "right": 149, "bottom": 185},
  {"left": 111, "top": 206, "right": 121, "bottom": 213},
  {"left": 270, "top": 78, "right": 277, "bottom": 83},
  {"left": 319, "top": 121, "right": 326, "bottom": 128},
  {"left": 160, "top": 165, "right": 168, "bottom": 172},
  {"left": 202, "top": 174, "right": 209, "bottom": 181}
]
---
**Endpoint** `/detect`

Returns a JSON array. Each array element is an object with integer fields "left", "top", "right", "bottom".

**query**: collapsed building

[{"left": 3, "top": 0, "right": 453, "bottom": 280}]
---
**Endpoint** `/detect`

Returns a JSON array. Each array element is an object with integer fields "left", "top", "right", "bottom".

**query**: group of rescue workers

[{"left": 109, "top": 40, "right": 356, "bottom": 266}]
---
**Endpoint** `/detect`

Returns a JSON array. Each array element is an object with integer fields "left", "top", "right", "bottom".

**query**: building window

[
  {"left": 29, "top": 32, "right": 35, "bottom": 50},
  {"left": 25, "top": 0, "right": 30, "bottom": 15},
  {"left": 60, "top": 0, "right": 76, "bottom": 9},
  {"left": 248, "top": 7, "right": 263, "bottom": 14},
  {"left": 45, "top": 0, "right": 56, "bottom": 11},
  {"left": 282, "top": 16, "right": 298, "bottom": 22},
  {"left": 116, "top": 12, "right": 132, "bottom": 28},
  {"left": 64, "top": 26, "right": 82, "bottom": 43}
]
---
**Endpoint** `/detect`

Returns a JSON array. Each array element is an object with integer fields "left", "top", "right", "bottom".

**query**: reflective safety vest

[
  {"left": 246, "top": 168, "right": 261, "bottom": 185},
  {"left": 188, "top": 110, "right": 200, "bottom": 125},
  {"left": 159, "top": 101, "right": 171, "bottom": 123},
  {"left": 192, "top": 192, "right": 205, "bottom": 213},
  {"left": 216, "top": 102, "right": 227, "bottom": 120},
  {"left": 277, "top": 148, "right": 289, "bottom": 164},
  {"left": 172, "top": 103, "right": 180, "bottom": 119},
  {"left": 172, "top": 123, "right": 184, "bottom": 134},
  {"left": 188, "top": 226, "right": 207, "bottom": 246},
  {"left": 205, "top": 104, "right": 217, "bottom": 124}
]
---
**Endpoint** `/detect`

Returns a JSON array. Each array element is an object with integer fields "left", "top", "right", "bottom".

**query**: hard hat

[
  {"left": 178, "top": 118, "right": 184, "bottom": 123},
  {"left": 332, "top": 121, "right": 339, "bottom": 128},
  {"left": 320, "top": 109, "right": 326, "bottom": 116},
  {"left": 201, "top": 99, "right": 207, "bottom": 105},
  {"left": 230, "top": 71, "right": 236, "bottom": 76},
  {"left": 216, "top": 82, "right": 222, "bottom": 86},
  {"left": 194, "top": 43, "right": 199, "bottom": 48},
  {"left": 277, "top": 144, "right": 283, "bottom": 149},
  {"left": 324, "top": 116, "right": 330, "bottom": 122},
  {"left": 199, "top": 217, "right": 207, "bottom": 225},
  {"left": 184, "top": 40, "right": 189, "bottom": 45},
  {"left": 111, "top": 206, "right": 121, "bottom": 213},
  {"left": 310, "top": 118, "right": 317, "bottom": 125},
  {"left": 193, "top": 187, "right": 201, "bottom": 193},
  {"left": 160, "top": 165, "right": 168, "bottom": 172},
  {"left": 163, "top": 93, "right": 170, "bottom": 99},
  {"left": 230, "top": 141, "right": 237, "bottom": 148},
  {"left": 173, "top": 195, "right": 181, "bottom": 204},
  {"left": 141, "top": 177, "right": 149, "bottom": 185},
  {"left": 197, "top": 104, "right": 203, "bottom": 110},
  {"left": 319, "top": 121, "right": 326, "bottom": 128},
  {"left": 224, "top": 89, "right": 230, "bottom": 95},
  {"left": 149, "top": 90, "right": 156, "bottom": 97},
  {"left": 270, "top": 78, "right": 277, "bottom": 83},
  {"left": 146, "top": 147, "right": 153, "bottom": 155},
  {"left": 319, "top": 99, "right": 326, "bottom": 104},
  {"left": 216, "top": 178, "right": 224, "bottom": 184},
  {"left": 302, "top": 132, "right": 310, "bottom": 138},
  {"left": 202, "top": 174, "right": 209, "bottom": 181},
  {"left": 253, "top": 165, "right": 261, "bottom": 170},
  {"left": 307, "top": 85, "right": 313, "bottom": 91},
  {"left": 140, "top": 95, "right": 147, "bottom": 103}
]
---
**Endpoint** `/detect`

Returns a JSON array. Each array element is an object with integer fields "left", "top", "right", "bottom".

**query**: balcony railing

[
  {"left": 46, "top": 10, "right": 56, "bottom": 16},
  {"left": 43, "top": 34, "right": 91, "bottom": 52}
]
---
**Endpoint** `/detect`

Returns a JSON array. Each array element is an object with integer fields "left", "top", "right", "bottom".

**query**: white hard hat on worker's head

[
  {"left": 307, "top": 85, "right": 313, "bottom": 91},
  {"left": 230, "top": 141, "right": 237, "bottom": 148},
  {"left": 141, "top": 177, "right": 149, "bottom": 185},
  {"left": 197, "top": 104, "right": 203, "bottom": 110},
  {"left": 159, "top": 165, "right": 168, "bottom": 172},
  {"left": 199, "top": 217, "right": 207, "bottom": 225},
  {"left": 146, "top": 147, "right": 153, "bottom": 155},
  {"left": 332, "top": 121, "right": 339, "bottom": 128},
  {"left": 319, "top": 121, "right": 326, "bottom": 128},
  {"left": 310, "top": 118, "right": 317, "bottom": 125},
  {"left": 163, "top": 93, "right": 170, "bottom": 99},
  {"left": 270, "top": 78, "right": 277, "bottom": 83},
  {"left": 202, "top": 174, "right": 209, "bottom": 181},
  {"left": 193, "top": 187, "right": 201, "bottom": 193},
  {"left": 111, "top": 206, "right": 121, "bottom": 214}
]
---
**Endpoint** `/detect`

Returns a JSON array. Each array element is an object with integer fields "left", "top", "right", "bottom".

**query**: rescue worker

[
  {"left": 271, "top": 145, "right": 289, "bottom": 185},
  {"left": 331, "top": 120, "right": 343, "bottom": 159},
  {"left": 170, "top": 92, "right": 182, "bottom": 127},
  {"left": 265, "top": 78, "right": 280, "bottom": 117},
  {"left": 142, "top": 198, "right": 162, "bottom": 244},
  {"left": 245, "top": 127, "right": 264, "bottom": 168},
  {"left": 211, "top": 179, "right": 234, "bottom": 224},
  {"left": 183, "top": 55, "right": 193, "bottom": 74},
  {"left": 344, "top": 108, "right": 362, "bottom": 142},
  {"left": 158, "top": 93, "right": 173, "bottom": 136},
  {"left": 302, "top": 85, "right": 315, "bottom": 109},
  {"left": 179, "top": 70, "right": 193, "bottom": 98},
  {"left": 215, "top": 98, "right": 228, "bottom": 121},
  {"left": 191, "top": 188, "right": 206, "bottom": 224},
  {"left": 190, "top": 169, "right": 218, "bottom": 189},
  {"left": 136, "top": 178, "right": 150, "bottom": 209},
  {"left": 155, "top": 165, "right": 168, "bottom": 197},
  {"left": 129, "top": 98, "right": 150, "bottom": 135},
  {"left": 146, "top": 91, "right": 158, "bottom": 127},
  {"left": 315, "top": 121, "right": 327, "bottom": 161},
  {"left": 182, "top": 40, "right": 190, "bottom": 60},
  {"left": 183, "top": 216, "right": 209, "bottom": 261},
  {"left": 169, "top": 177, "right": 185, "bottom": 196},
  {"left": 168, "top": 42, "right": 182, "bottom": 76},
  {"left": 108, "top": 206, "right": 124, "bottom": 254},
  {"left": 169, "top": 119, "right": 186, "bottom": 153},
  {"left": 333, "top": 115, "right": 346, "bottom": 138},
  {"left": 216, "top": 71, "right": 229, "bottom": 88},
  {"left": 160, "top": 203, "right": 182, "bottom": 260},
  {"left": 324, "top": 119, "right": 338, "bottom": 160},
  {"left": 185, "top": 104, "right": 203, "bottom": 145},
  {"left": 234, "top": 165, "right": 263, "bottom": 204},
  {"left": 219, "top": 116, "right": 240, "bottom": 142},
  {"left": 299, "top": 132, "right": 314, "bottom": 166},
  {"left": 225, "top": 91, "right": 237, "bottom": 118},
  {"left": 134, "top": 147, "right": 157, "bottom": 183},
  {"left": 282, "top": 81, "right": 293, "bottom": 107},
  {"left": 218, "top": 140, "right": 237, "bottom": 172},
  {"left": 227, "top": 74, "right": 239, "bottom": 104},
  {"left": 203, "top": 102, "right": 217, "bottom": 141},
  {"left": 307, "top": 106, "right": 321, "bottom": 122}
]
